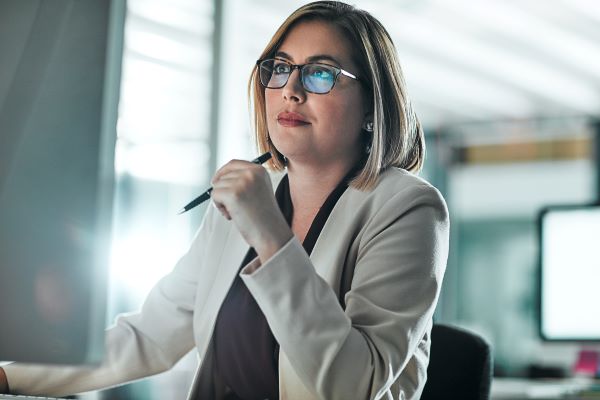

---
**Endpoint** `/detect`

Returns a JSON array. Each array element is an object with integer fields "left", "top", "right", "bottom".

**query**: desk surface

[{"left": 492, "top": 377, "right": 600, "bottom": 399}]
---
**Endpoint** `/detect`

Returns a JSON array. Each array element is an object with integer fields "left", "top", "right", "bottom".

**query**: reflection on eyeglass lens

[{"left": 258, "top": 59, "right": 341, "bottom": 94}]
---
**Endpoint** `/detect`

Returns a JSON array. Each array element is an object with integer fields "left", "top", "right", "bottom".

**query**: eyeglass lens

[{"left": 259, "top": 59, "right": 337, "bottom": 94}]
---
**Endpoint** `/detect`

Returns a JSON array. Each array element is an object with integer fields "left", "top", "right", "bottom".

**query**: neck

[{"left": 286, "top": 159, "right": 355, "bottom": 213}]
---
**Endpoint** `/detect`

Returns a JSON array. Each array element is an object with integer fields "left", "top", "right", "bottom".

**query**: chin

[{"left": 269, "top": 136, "right": 303, "bottom": 156}]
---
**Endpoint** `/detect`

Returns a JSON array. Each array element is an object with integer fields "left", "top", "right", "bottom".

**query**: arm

[
  {"left": 2, "top": 206, "right": 219, "bottom": 397},
  {"left": 241, "top": 184, "right": 449, "bottom": 400}
]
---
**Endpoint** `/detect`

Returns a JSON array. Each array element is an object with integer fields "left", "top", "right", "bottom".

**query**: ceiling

[{"left": 238, "top": 0, "right": 600, "bottom": 129}]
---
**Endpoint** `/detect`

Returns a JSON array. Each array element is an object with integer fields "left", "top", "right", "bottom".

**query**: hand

[
  {"left": 0, "top": 367, "right": 9, "bottom": 393},
  {"left": 210, "top": 160, "right": 293, "bottom": 262}
]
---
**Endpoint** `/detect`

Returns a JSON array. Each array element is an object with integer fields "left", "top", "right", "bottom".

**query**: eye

[
  {"left": 308, "top": 65, "right": 334, "bottom": 81},
  {"left": 273, "top": 62, "right": 291, "bottom": 75}
]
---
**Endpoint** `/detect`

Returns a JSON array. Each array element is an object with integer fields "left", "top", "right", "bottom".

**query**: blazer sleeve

[
  {"left": 3, "top": 206, "right": 219, "bottom": 397},
  {"left": 240, "top": 183, "right": 449, "bottom": 400}
]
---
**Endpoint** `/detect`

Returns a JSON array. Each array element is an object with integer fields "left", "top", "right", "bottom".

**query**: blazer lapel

[
  {"left": 307, "top": 189, "right": 355, "bottom": 298},
  {"left": 188, "top": 221, "right": 249, "bottom": 400},
  {"left": 205, "top": 221, "right": 248, "bottom": 319}
]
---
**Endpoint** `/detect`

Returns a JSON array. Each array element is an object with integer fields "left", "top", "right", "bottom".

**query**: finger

[
  {"left": 212, "top": 159, "right": 249, "bottom": 182},
  {"left": 212, "top": 199, "right": 232, "bottom": 220},
  {"left": 212, "top": 169, "right": 246, "bottom": 184},
  {"left": 210, "top": 175, "right": 245, "bottom": 196},
  {"left": 219, "top": 207, "right": 231, "bottom": 220},
  {"left": 212, "top": 159, "right": 263, "bottom": 183},
  {"left": 211, "top": 170, "right": 258, "bottom": 194},
  {"left": 211, "top": 178, "right": 244, "bottom": 207}
]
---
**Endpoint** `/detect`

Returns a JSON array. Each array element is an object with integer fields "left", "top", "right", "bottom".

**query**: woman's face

[{"left": 265, "top": 20, "right": 367, "bottom": 168}]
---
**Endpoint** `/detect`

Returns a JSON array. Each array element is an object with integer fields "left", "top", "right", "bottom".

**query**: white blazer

[{"left": 5, "top": 167, "right": 449, "bottom": 400}]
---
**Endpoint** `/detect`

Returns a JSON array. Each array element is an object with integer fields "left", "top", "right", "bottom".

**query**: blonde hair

[{"left": 249, "top": 1, "right": 424, "bottom": 190}]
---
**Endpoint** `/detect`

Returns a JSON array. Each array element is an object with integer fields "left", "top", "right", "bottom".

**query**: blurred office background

[{"left": 101, "top": 0, "right": 600, "bottom": 398}]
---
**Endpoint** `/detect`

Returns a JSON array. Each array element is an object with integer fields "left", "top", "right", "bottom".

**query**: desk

[{"left": 492, "top": 377, "right": 600, "bottom": 399}]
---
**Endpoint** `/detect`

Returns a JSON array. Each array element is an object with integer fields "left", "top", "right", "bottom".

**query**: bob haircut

[{"left": 249, "top": 1, "right": 425, "bottom": 190}]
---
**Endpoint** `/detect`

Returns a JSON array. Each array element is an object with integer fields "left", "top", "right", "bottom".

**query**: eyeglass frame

[{"left": 255, "top": 58, "right": 359, "bottom": 94}]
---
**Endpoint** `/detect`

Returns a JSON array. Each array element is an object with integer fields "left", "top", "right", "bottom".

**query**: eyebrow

[{"left": 275, "top": 51, "right": 343, "bottom": 66}]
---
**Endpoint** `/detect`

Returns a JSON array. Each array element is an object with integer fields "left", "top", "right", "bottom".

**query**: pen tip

[{"left": 177, "top": 208, "right": 186, "bottom": 215}]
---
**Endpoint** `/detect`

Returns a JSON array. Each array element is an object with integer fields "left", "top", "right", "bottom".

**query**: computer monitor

[
  {"left": 0, "top": 0, "right": 124, "bottom": 364},
  {"left": 538, "top": 203, "right": 600, "bottom": 342}
]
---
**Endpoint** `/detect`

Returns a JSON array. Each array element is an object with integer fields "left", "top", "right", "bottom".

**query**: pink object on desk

[{"left": 574, "top": 349, "right": 599, "bottom": 377}]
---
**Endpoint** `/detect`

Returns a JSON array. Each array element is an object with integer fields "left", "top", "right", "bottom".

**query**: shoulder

[
  {"left": 378, "top": 167, "right": 442, "bottom": 196},
  {"left": 327, "top": 168, "right": 449, "bottom": 244},
  {"left": 348, "top": 168, "right": 448, "bottom": 218}
]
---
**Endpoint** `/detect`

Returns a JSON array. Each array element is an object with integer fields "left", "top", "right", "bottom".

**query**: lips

[{"left": 277, "top": 111, "right": 310, "bottom": 127}]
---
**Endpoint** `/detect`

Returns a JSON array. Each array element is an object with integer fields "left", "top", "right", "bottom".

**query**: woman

[{"left": 0, "top": 1, "right": 449, "bottom": 399}]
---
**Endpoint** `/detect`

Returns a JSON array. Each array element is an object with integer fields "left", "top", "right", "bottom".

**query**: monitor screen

[
  {"left": 0, "top": 0, "right": 124, "bottom": 364},
  {"left": 539, "top": 204, "right": 600, "bottom": 341}
]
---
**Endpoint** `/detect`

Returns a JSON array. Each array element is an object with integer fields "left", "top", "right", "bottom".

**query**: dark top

[{"left": 213, "top": 171, "right": 354, "bottom": 400}]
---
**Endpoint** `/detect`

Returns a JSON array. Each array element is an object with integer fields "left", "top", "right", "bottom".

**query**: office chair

[{"left": 420, "top": 324, "right": 493, "bottom": 400}]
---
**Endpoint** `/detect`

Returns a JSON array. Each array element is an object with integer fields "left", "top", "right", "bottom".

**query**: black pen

[{"left": 178, "top": 152, "right": 272, "bottom": 214}]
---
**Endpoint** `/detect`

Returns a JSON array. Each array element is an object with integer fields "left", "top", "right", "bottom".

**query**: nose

[{"left": 282, "top": 68, "right": 306, "bottom": 103}]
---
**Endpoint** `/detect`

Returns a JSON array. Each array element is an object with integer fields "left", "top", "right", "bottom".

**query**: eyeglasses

[{"left": 256, "top": 58, "right": 358, "bottom": 94}]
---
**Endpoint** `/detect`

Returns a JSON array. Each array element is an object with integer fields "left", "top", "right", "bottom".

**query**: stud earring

[{"left": 364, "top": 121, "right": 374, "bottom": 132}]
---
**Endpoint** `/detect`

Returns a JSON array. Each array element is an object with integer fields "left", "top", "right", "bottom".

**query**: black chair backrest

[{"left": 420, "top": 324, "right": 493, "bottom": 400}]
